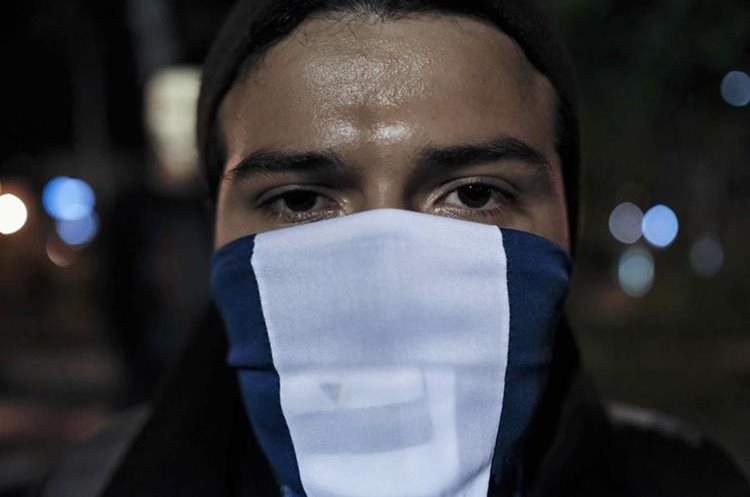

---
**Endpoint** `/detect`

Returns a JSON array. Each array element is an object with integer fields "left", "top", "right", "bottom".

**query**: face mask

[{"left": 211, "top": 209, "right": 571, "bottom": 497}]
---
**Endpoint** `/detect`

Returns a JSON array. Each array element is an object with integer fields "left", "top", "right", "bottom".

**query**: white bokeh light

[
  {"left": 617, "top": 247, "right": 655, "bottom": 297},
  {"left": 642, "top": 204, "right": 679, "bottom": 248},
  {"left": 608, "top": 202, "right": 643, "bottom": 244},
  {"left": 145, "top": 66, "right": 202, "bottom": 184},
  {"left": 720, "top": 70, "right": 750, "bottom": 107},
  {"left": 690, "top": 236, "right": 724, "bottom": 278},
  {"left": 0, "top": 193, "right": 29, "bottom": 235}
]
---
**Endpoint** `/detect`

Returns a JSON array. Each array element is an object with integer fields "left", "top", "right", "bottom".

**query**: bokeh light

[
  {"left": 617, "top": 247, "right": 655, "bottom": 297},
  {"left": 720, "top": 70, "right": 750, "bottom": 107},
  {"left": 42, "top": 176, "right": 96, "bottom": 221},
  {"left": 46, "top": 237, "right": 76, "bottom": 268},
  {"left": 642, "top": 204, "right": 679, "bottom": 248},
  {"left": 608, "top": 202, "right": 643, "bottom": 244},
  {"left": 0, "top": 193, "right": 29, "bottom": 235},
  {"left": 690, "top": 236, "right": 724, "bottom": 278},
  {"left": 55, "top": 212, "right": 99, "bottom": 246},
  {"left": 145, "top": 66, "right": 202, "bottom": 185}
]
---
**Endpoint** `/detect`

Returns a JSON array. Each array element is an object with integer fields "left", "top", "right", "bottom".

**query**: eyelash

[
  {"left": 257, "top": 180, "right": 518, "bottom": 224},
  {"left": 257, "top": 187, "right": 338, "bottom": 224},
  {"left": 436, "top": 179, "right": 518, "bottom": 220}
]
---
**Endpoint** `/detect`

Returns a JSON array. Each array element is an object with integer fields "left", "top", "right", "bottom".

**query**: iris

[{"left": 457, "top": 184, "right": 492, "bottom": 208}]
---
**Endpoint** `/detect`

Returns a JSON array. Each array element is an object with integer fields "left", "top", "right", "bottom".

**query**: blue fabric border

[
  {"left": 211, "top": 235, "right": 305, "bottom": 495},
  {"left": 491, "top": 229, "right": 571, "bottom": 492}
]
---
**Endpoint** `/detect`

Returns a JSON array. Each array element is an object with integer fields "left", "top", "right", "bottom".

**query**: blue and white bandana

[{"left": 211, "top": 209, "right": 571, "bottom": 497}]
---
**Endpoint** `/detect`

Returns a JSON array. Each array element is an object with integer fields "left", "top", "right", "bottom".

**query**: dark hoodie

[
  {"left": 42, "top": 0, "right": 750, "bottom": 496},
  {"left": 41, "top": 309, "right": 750, "bottom": 497}
]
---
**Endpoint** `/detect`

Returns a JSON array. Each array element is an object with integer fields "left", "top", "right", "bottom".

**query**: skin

[{"left": 214, "top": 14, "right": 570, "bottom": 253}]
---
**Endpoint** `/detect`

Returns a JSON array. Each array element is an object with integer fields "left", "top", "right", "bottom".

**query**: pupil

[
  {"left": 284, "top": 191, "right": 317, "bottom": 212},
  {"left": 457, "top": 184, "right": 491, "bottom": 208}
]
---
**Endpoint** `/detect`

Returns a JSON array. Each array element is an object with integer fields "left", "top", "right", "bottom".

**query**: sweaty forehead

[{"left": 219, "top": 14, "right": 557, "bottom": 161}]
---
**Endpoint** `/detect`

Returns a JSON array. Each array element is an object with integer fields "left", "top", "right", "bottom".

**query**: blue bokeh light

[
  {"left": 42, "top": 176, "right": 95, "bottom": 221},
  {"left": 720, "top": 70, "right": 750, "bottom": 107},
  {"left": 642, "top": 204, "right": 679, "bottom": 248},
  {"left": 56, "top": 212, "right": 99, "bottom": 246}
]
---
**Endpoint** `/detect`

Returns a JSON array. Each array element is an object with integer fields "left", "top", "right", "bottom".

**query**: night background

[{"left": 1, "top": 0, "right": 749, "bottom": 494}]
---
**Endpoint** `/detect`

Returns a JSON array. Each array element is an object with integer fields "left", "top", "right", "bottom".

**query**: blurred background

[{"left": 0, "top": 0, "right": 748, "bottom": 494}]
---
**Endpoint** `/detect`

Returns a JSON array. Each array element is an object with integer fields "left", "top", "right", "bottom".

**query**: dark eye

[
  {"left": 258, "top": 188, "right": 338, "bottom": 223},
  {"left": 281, "top": 190, "right": 320, "bottom": 212},
  {"left": 442, "top": 183, "right": 508, "bottom": 211},
  {"left": 456, "top": 184, "right": 493, "bottom": 208}
]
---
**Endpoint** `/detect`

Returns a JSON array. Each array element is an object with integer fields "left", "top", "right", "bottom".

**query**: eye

[
  {"left": 442, "top": 183, "right": 509, "bottom": 211},
  {"left": 278, "top": 190, "right": 321, "bottom": 212},
  {"left": 258, "top": 187, "right": 338, "bottom": 223}
]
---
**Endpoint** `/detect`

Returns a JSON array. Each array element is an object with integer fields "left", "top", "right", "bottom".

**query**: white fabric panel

[
  {"left": 283, "top": 368, "right": 425, "bottom": 414},
  {"left": 252, "top": 209, "right": 509, "bottom": 497}
]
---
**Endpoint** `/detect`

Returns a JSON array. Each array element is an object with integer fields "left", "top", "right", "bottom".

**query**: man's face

[{"left": 214, "top": 15, "right": 569, "bottom": 252}]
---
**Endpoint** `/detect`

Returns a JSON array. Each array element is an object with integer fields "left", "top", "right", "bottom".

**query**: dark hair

[{"left": 197, "top": 0, "right": 580, "bottom": 245}]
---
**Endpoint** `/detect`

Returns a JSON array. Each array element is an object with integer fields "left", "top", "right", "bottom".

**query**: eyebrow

[
  {"left": 224, "top": 150, "right": 352, "bottom": 183},
  {"left": 413, "top": 136, "right": 551, "bottom": 180},
  {"left": 223, "top": 136, "right": 551, "bottom": 184}
]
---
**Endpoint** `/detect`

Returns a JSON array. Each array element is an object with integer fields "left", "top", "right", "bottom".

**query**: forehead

[{"left": 220, "top": 14, "right": 558, "bottom": 163}]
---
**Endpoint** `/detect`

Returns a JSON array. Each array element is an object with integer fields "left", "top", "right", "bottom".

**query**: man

[{"left": 43, "top": 1, "right": 750, "bottom": 496}]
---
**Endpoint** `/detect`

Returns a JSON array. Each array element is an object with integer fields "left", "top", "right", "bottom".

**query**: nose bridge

[
  {"left": 353, "top": 143, "right": 419, "bottom": 212},
  {"left": 349, "top": 117, "right": 416, "bottom": 212},
  {"left": 360, "top": 176, "right": 410, "bottom": 211}
]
